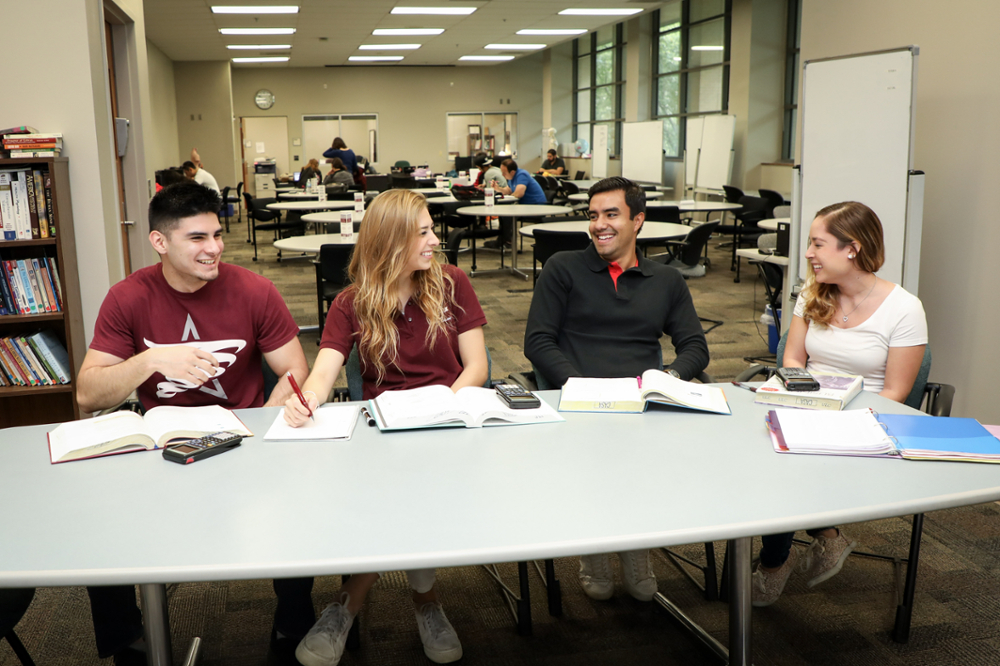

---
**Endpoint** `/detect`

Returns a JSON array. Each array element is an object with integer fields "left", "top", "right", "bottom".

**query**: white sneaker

[
  {"left": 295, "top": 593, "right": 355, "bottom": 666},
  {"left": 414, "top": 602, "right": 463, "bottom": 664},
  {"left": 618, "top": 550, "right": 657, "bottom": 601},
  {"left": 579, "top": 554, "right": 614, "bottom": 600}
]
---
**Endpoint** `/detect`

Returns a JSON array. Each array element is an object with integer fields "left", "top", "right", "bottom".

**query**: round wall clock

[{"left": 254, "top": 89, "right": 275, "bottom": 110}]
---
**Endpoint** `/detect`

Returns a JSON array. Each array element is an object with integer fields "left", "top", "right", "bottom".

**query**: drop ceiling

[{"left": 143, "top": 0, "right": 662, "bottom": 67}]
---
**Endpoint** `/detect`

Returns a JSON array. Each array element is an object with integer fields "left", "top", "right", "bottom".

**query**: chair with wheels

[
  {"left": 758, "top": 189, "right": 787, "bottom": 216},
  {"left": 314, "top": 244, "right": 354, "bottom": 331},
  {"left": 0, "top": 588, "right": 36, "bottom": 666},
  {"left": 652, "top": 220, "right": 720, "bottom": 280},
  {"left": 530, "top": 229, "right": 591, "bottom": 285},
  {"left": 716, "top": 195, "right": 769, "bottom": 283},
  {"left": 244, "top": 192, "right": 305, "bottom": 262}
]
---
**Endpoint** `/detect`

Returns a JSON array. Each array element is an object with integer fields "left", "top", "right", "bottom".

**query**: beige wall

[
  {"left": 230, "top": 58, "right": 544, "bottom": 176},
  {"left": 800, "top": 0, "right": 1000, "bottom": 421},
  {"left": 145, "top": 40, "right": 180, "bottom": 171},
  {"left": 175, "top": 61, "right": 240, "bottom": 189}
]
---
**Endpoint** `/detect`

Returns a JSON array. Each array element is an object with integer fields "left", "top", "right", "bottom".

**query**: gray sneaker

[
  {"left": 751, "top": 546, "right": 799, "bottom": 607},
  {"left": 618, "top": 550, "right": 657, "bottom": 601},
  {"left": 578, "top": 554, "right": 614, "bottom": 600},
  {"left": 295, "top": 593, "right": 355, "bottom": 666},
  {"left": 414, "top": 602, "right": 463, "bottom": 664},
  {"left": 802, "top": 530, "right": 857, "bottom": 588}
]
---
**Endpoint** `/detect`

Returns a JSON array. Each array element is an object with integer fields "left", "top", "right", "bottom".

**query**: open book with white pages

[{"left": 369, "top": 385, "right": 563, "bottom": 431}]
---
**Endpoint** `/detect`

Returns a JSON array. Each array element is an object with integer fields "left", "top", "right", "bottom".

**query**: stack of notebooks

[
  {"left": 766, "top": 408, "right": 1000, "bottom": 463},
  {"left": 0, "top": 166, "right": 57, "bottom": 240},
  {"left": 755, "top": 371, "right": 864, "bottom": 411},
  {"left": 0, "top": 330, "right": 70, "bottom": 387}
]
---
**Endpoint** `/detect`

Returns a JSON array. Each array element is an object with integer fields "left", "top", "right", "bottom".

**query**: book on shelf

[
  {"left": 42, "top": 171, "right": 55, "bottom": 237},
  {"left": 32, "top": 170, "right": 48, "bottom": 238},
  {"left": 0, "top": 331, "right": 70, "bottom": 386},
  {"left": 263, "top": 403, "right": 361, "bottom": 441},
  {"left": 9, "top": 151, "right": 61, "bottom": 159},
  {"left": 0, "top": 257, "right": 61, "bottom": 314},
  {"left": 0, "top": 126, "right": 40, "bottom": 136},
  {"left": 0, "top": 171, "right": 14, "bottom": 240},
  {"left": 46, "top": 405, "right": 253, "bottom": 464},
  {"left": 766, "top": 408, "right": 1000, "bottom": 463},
  {"left": 754, "top": 371, "right": 864, "bottom": 411},
  {"left": 557, "top": 369, "right": 732, "bottom": 415},
  {"left": 368, "top": 385, "right": 564, "bottom": 431}
]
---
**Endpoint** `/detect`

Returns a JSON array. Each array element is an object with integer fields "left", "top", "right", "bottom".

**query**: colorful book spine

[
  {"left": 0, "top": 340, "right": 25, "bottom": 385},
  {"left": 13, "top": 336, "right": 51, "bottom": 385},
  {"left": 6, "top": 260, "right": 28, "bottom": 313},
  {"left": 42, "top": 171, "right": 55, "bottom": 237},
  {"left": 26, "top": 335, "right": 60, "bottom": 382},
  {"left": 2, "top": 337, "right": 38, "bottom": 385},
  {"left": 15, "top": 260, "right": 38, "bottom": 313},
  {"left": 24, "top": 170, "right": 39, "bottom": 239},
  {"left": 28, "top": 259, "right": 50, "bottom": 312},
  {"left": 0, "top": 171, "right": 15, "bottom": 241},
  {"left": 8, "top": 172, "right": 29, "bottom": 239},
  {"left": 31, "top": 330, "right": 70, "bottom": 383},
  {"left": 10, "top": 151, "right": 59, "bottom": 158},
  {"left": 47, "top": 257, "right": 63, "bottom": 307},
  {"left": 37, "top": 259, "right": 59, "bottom": 312},
  {"left": 0, "top": 262, "right": 12, "bottom": 314},
  {"left": 32, "top": 170, "right": 48, "bottom": 239}
]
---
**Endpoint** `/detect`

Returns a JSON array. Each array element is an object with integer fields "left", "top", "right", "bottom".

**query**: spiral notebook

[{"left": 766, "top": 408, "right": 1000, "bottom": 463}]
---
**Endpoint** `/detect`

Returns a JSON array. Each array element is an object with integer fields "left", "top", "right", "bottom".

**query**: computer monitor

[
  {"left": 293, "top": 172, "right": 301, "bottom": 182},
  {"left": 454, "top": 156, "right": 473, "bottom": 172}
]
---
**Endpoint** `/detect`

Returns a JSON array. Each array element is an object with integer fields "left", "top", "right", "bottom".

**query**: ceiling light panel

[
  {"left": 485, "top": 44, "right": 546, "bottom": 50},
  {"left": 349, "top": 55, "right": 405, "bottom": 61},
  {"left": 212, "top": 5, "right": 299, "bottom": 13},
  {"left": 232, "top": 56, "right": 290, "bottom": 62},
  {"left": 220, "top": 28, "right": 296, "bottom": 35},
  {"left": 516, "top": 29, "right": 587, "bottom": 35},
  {"left": 372, "top": 28, "right": 444, "bottom": 35},
  {"left": 460, "top": 55, "right": 515, "bottom": 61},
  {"left": 390, "top": 7, "right": 477, "bottom": 15},
  {"left": 226, "top": 44, "right": 292, "bottom": 49},
  {"left": 358, "top": 44, "right": 422, "bottom": 50},
  {"left": 558, "top": 8, "right": 643, "bottom": 16}
]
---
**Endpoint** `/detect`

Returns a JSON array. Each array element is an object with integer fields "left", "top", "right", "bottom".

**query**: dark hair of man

[
  {"left": 588, "top": 177, "right": 646, "bottom": 219},
  {"left": 501, "top": 158, "right": 518, "bottom": 173},
  {"left": 159, "top": 168, "right": 187, "bottom": 188},
  {"left": 181, "top": 160, "right": 196, "bottom": 171},
  {"left": 149, "top": 181, "right": 222, "bottom": 235},
  {"left": 547, "top": 149, "right": 557, "bottom": 157},
  {"left": 332, "top": 137, "right": 347, "bottom": 150},
  {"left": 330, "top": 157, "right": 345, "bottom": 170}
]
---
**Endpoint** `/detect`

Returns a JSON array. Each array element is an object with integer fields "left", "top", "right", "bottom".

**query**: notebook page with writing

[
  {"left": 264, "top": 404, "right": 361, "bottom": 441},
  {"left": 773, "top": 408, "right": 896, "bottom": 455}
]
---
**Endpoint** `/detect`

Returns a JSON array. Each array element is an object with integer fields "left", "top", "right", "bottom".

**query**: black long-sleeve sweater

[{"left": 524, "top": 245, "right": 710, "bottom": 386}]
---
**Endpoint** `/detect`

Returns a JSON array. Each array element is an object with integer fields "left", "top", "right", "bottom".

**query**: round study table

[
  {"left": 273, "top": 233, "right": 359, "bottom": 253},
  {"left": 568, "top": 191, "right": 663, "bottom": 202},
  {"left": 277, "top": 191, "right": 323, "bottom": 200},
  {"left": 645, "top": 200, "right": 744, "bottom": 213},
  {"left": 456, "top": 204, "right": 574, "bottom": 279},
  {"left": 266, "top": 200, "right": 357, "bottom": 212},
  {"left": 758, "top": 217, "right": 789, "bottom": 231}
]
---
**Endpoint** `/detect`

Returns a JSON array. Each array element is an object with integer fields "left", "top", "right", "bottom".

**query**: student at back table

[
  {"left": 524, "top": 176, "right": 709, "bottom": 604},
  {"left": 284, "top": 188, "right": 488, "bottom": 666},
  {"left": 75, "top": 181, "right": 310, "bottom": 665}
]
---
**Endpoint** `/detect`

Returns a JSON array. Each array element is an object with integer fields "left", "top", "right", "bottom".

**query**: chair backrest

[
  {"left": 758, "top": 189, "right": 786, "bottom": 216},
  {"left": 722, "top": 185, "right": 744, "bottom": 204},
  {"left": 545, "top": 175, "right": 561, "bottom": 191},
  {"left": 236, "top": 181, "right": 243, "bottom": 197},
  {"left": 391, "top": 173, "right": 414, "bottom": 189},
  {"left": 533, "top": 174, "right": 548, "bottom": 189},
  {"left": 736, "top": 195, "right": 770, "bottom": 225},
  {"left": 773, "top": 205, "right": 791, "bottom": 218},
  {"left": 319, "top": 244, "right": 354, "bottom": 286},
  {"left": 532, "top": 229, "right": 591, "bottom": 269},
  {"left": 562, "top": 181, "right": 581, "bottom": 195},
  {"left": 676, "top": 221, "right": 720, "bottom": 266},
  {"left": 346, "top": 344, "right": 492, "bottom": 401},
  {"left": 365, "top": 174, "right": 390, "bottom": 192},
  {"left": 644, "top": 205, "right": 681, "bottom": 224},
  {"left": 575, "top": 170, "right": 586, "bottom": 180},
  {"left": 394, "top": 160, "right": 411, "bottom": 169}
]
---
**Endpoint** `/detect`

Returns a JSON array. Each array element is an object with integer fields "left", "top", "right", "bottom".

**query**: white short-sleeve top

[{"left": 792, "top": 284, "right": 927, "bottom": 393}]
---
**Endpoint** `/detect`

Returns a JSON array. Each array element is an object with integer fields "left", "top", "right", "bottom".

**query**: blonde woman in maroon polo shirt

[{"left": 283, "top": 188, "right": 488, "bottom": 666}]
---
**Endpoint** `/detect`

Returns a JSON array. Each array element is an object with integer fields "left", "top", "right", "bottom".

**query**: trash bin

[{"left": 761, "top": 304, "right": 781, "bottom": 354}]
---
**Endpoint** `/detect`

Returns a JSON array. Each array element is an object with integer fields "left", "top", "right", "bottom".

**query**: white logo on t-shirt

[{"left": 146, "top": 314, "right": 247, "bottom": 400}]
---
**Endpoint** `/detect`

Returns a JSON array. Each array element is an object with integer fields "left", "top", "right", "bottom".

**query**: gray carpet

[{"left": 7, "top": 216, "right": 999, "bottom": 665}]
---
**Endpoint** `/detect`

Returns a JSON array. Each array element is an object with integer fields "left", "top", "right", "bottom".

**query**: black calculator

[
  {"left": 163, "top": 431, "right": 243, "bottom": 465},
  {"left": 495, "top": 383, "right": 541, "bottom": 410}
]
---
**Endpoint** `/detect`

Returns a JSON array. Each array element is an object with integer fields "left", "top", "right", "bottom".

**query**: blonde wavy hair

[
  {"left": 801, "top": 201, "right": 885, "bottom": 327},
  {"left": 344, "top": 189, "right": 456, "bottom": 383}
]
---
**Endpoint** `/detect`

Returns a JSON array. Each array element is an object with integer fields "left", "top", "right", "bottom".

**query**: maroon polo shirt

[{"left": 321, "top": 264, "right": 488, "bottom": 400}]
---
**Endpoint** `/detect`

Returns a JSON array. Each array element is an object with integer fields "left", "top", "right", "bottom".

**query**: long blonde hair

[
  {"left": 344, "top": 189, "right": 456, "bottom": 383},
  {"left": 802, "top": 201, "right": 885, "bottom": 326}
]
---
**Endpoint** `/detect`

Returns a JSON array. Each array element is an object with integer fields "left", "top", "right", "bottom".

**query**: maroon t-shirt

[
  {"left": 89, "top": 263, "right": 299, "bottom": 409},
  {"left": 321, "top": 264, "right": 487, "bottom": 400}
]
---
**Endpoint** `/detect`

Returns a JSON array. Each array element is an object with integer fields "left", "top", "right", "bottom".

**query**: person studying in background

[
  {"left": 752, "top": 201, "right": 928, "bottom": 608},
  {"left": 182, "top": 160, "right": 219, "bottom": 194},
  {"left": 537, "top": 148, "right": 566, "bottom": 176},
  {"left": 485, "top": 158, "right": 547, "bottom": 248},
  {"left": 75, "top": 181, "right": 311, "bottom": 665},
  {"left": 323, "top": 157, "right": 355, "bottom": 187},
  {"left": 524, "top": 176, "right": 709, "bottom": 603},
  {"left": 299, "top": 158, "right": 322, "bottom": 185},
  {"left": 283, "top": 189, "right": 488, "bottom": 666},
  {"left": 472, "top": 152, "right": 505, "bottom": 190},
  {"left": 322, "top": 137, "right": 358, "bottom": 177}
]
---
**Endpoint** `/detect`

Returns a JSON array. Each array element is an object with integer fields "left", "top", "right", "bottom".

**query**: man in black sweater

[{"left": 523, "top": 176, "right": 710, "bottom": 602}]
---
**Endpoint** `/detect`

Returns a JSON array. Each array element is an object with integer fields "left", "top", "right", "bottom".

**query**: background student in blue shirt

[{"left": 486, "top": 158, "right": 548, "bottom": 248}]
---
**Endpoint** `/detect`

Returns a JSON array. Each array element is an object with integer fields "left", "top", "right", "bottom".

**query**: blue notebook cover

[{"left": 881, "top": 414, "right": 1000, "bottom": 457}]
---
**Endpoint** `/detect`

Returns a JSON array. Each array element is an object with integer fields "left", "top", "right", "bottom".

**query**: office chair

[
  {"left": 716, "top": 195, "right": 769, "bottom": 282},
  {"left": 757, "top": 189, "right": 787, "bottom": 216},
  {"left": 244, "top": 192, "right": 304, "bottom": 262},
  {"left": 0, "top": 588, "right": 36, "bottom": 666},
  {"left": 530, "top": 229, "right": 591, "bottom": 285},
  {"left": 393, "top": 160, "right": 411, "bottom": 169},
  {"left": 314, "top": 244, "right": 354, "bottom": 331},
  {"left": 721, "top": 185, "right": 744, "bottom": 204},
  {"left": 574, "top": 170, "right": 586, "bottom": 181},
  {"left": 652, "top": 220, "right": 721, "bottom": 280}
]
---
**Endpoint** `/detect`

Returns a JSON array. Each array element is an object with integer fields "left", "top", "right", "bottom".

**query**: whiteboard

[
  {"left": 621, "top": 120, "right": 663, "bottom": 184},
  {"left": 798, "top": 47, "right": 919, "bottom": 288},
  {"left": 695, "top": 115, "right": 735, "bottom": 191},
  {"left": 592, "top": 124, "right": 609, "bottom": 178},
  {"left": 684, "top": 117, "right": 705, "bottom": 187}
]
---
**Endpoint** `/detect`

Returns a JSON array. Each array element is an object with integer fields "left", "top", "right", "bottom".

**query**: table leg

[
  {"left": 509, "top": 217, "right": 529, "bottom": 281},
  {"left": 139, "top": 583, "right": 173, "bottom": 666},
  {"left": 517, "top": 561, "right": 533, "bottom": 636},
  {"left": 728, "top": 537, "right": 752, "bottom": 666},
  {"left": 892, "top": 513, "right": 924, "bottom": 643}
]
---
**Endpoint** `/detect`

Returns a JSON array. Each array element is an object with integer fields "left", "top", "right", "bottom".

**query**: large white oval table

[
  {"left": 278, "top": 191, "right": 322, "bottom": 200},
  {"left": 456, "top": 204, "right": 574, "bottom": 279},
  {"left": 273, "top": 232, "right": 359, "bottom": 252}
]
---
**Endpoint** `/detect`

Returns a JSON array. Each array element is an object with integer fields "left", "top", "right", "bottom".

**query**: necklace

[{"left": 841, "top": 276, "right": 877, "bottom": 322}]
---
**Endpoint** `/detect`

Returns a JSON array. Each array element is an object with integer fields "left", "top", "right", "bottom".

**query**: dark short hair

[
  {"left": 149, "top": 181, "right": 222, "bottom": 235},
  {"left": 332, "top": 137, "right": 347, "bottom": 150},
  {"left": 588, "top": 177, "right": 646, "bottom": 219},
  {"left": 547, "top": 149, "right": 557, "bottom": 157},
  {"left": 501, "top": 158, "right": 518, "bottom": 173},
  {"left": 330, "top": 157, "right": 345, "bottom": 170},
  {"left": 181, "top": 161, "right": 196, "bottom": 171}
]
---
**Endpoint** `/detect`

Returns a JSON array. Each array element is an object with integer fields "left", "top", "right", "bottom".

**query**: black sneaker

[{"left": 113, "top": 647, "right": 148, "bottom": 666}]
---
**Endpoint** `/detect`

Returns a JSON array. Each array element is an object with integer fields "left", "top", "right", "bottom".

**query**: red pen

[{"left": 286, "top": 371, "right": 314, "bottom": 420}]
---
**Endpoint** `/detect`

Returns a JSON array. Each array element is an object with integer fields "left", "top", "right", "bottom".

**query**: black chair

[
  {"left": 530, "top": 229, "right": 591, "bottom": 285},
  {"left": 314, "top": 244, "right": 354, "bottom": 331},
  {"left": 235, "top": 181, "right": 243, "bottom": 225},
  {"left": 716, "top": 195, "right": 769, "bottom": 283},
  {"left": 219, "top": 186, "right": 233, "bottom": 233},
  {"left": 244, "top": 192, "right": 304, "bottom": 262},
  {"left": 757, "top": 189, "right": 786, "bottom": 216},
  {"left": 645, "top": 205, "right": 681, "bottom": 224},
  {"left": 390, "top": 173, "right": 415, "bottom": 189},
  {"left": 655, "top": 221, "right": 720, "bottom": 276},
  {"left": 445, "top": 225, "right": 501, "bottom": 272},
  {"left": 574, "top": 170, "right": 586, "bottom": 180},
  {"left": 0, "top": 588, "right": 36, "bottom": 666},
  {"left": 721, "top": 185, "right": 744, "bottom": 204},
  {"left": 365, "top": 174, "right": 390, "bottom": 192}
]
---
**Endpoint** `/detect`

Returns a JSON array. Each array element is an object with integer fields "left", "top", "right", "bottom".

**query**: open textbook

[
  {"left": 558, "top": 369, "right": 731, "bottom": 415},
  {"left": 47, "top": 405, "right": 251, "bottom": 464},
  {"left": 369, "top": 385, "right": 563, "bottom": 431},
  {"left": 755, "top": 371, "right": 863, "bottom": 411}
]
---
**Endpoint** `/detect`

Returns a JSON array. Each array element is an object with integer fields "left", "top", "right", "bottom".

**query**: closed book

[
  {"left": 0, "top": 171, "right": 15, "bottom": 240},
  {"left": 8, "top": 172, "right": 30, "bottom": 239},
  {"left": 7, "top": 260, "right": 29, "bottom": 313},
  {"left": 44, "top": 257, "right": 62, "bottom": 310},
  {"left": 1, "top": 261, "right": 22, "bottom": 313},
  {"left": 0, "top": 340, "right": 26, "bottom": 385},
  {"left": 29, "top": 258, "right": 51, "bottom": 312},
  {"left": 29, "top": 330, "right": 71, "bottom": 383},
  {"left": 2, "top": 132, "right": 59, "bottom": 141},
  {"left": 0, "top": 262, "right": 12, "bottom": 314},
  {"left": 13, "top": 336, "right": 51, "bottom": 385},
  {"left": 10, "top": 151, "right": 59, "bottom": 158},
  {"left": 42, "top": 171, "right": 55, "bottom": 237},
  {"left": 15, "top": 260, "right": 38, "bottom": 313},
  {"left": 25, "top": 335, "right": 61, "bottom": 383},
  {"left": 37, "top": 259, "right": 59, "bottom": 312},
  {"left": 22, "top": 169, "right": 39, "bottom": 238},
  {"left": 2, "top": 337, "right": 38, "bottom": 385},
  {"left": 0, "top": 126, "right": 40, "bottom": 136},
  {"left": 754, "top": 372, "right": 864, "bottom": 411},
  {"left": 3, "top": 142, "right": 62, "bottom": 151},
  {"left": 32, "top": 170, "right": 48, "bottom": 238}
]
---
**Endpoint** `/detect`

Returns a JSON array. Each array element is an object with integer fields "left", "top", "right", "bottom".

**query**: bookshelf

[{"left": 0, "top": 157, "right": 85, "bottom": 426}]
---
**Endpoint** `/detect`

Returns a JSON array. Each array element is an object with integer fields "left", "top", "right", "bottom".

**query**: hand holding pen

[{"left": 283, "top": 371, "right": 317, "bottom": 426}]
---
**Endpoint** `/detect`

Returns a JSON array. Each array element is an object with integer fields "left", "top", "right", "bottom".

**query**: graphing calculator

[
  {"left": 495, "top": 383, "right": 542, "bottom": 410},
  {"left": 775, "top": 367, "right": 820, "bottom": 392},
  {"left": 162, "top": 431, "right": 243, "bottom": 465}
]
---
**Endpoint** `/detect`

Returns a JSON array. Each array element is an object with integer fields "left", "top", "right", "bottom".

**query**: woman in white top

[{"left": 752, "top": 201, "right": 928, "bottom": 607}]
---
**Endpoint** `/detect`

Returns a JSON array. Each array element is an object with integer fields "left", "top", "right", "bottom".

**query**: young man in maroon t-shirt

[{"left": 76, "top": 181, "right": 311, "bottom": 664}]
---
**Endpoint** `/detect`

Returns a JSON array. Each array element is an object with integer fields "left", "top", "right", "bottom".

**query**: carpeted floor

[{"left": 6, "top": 215, "right": 1000, "bottom": 665}]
